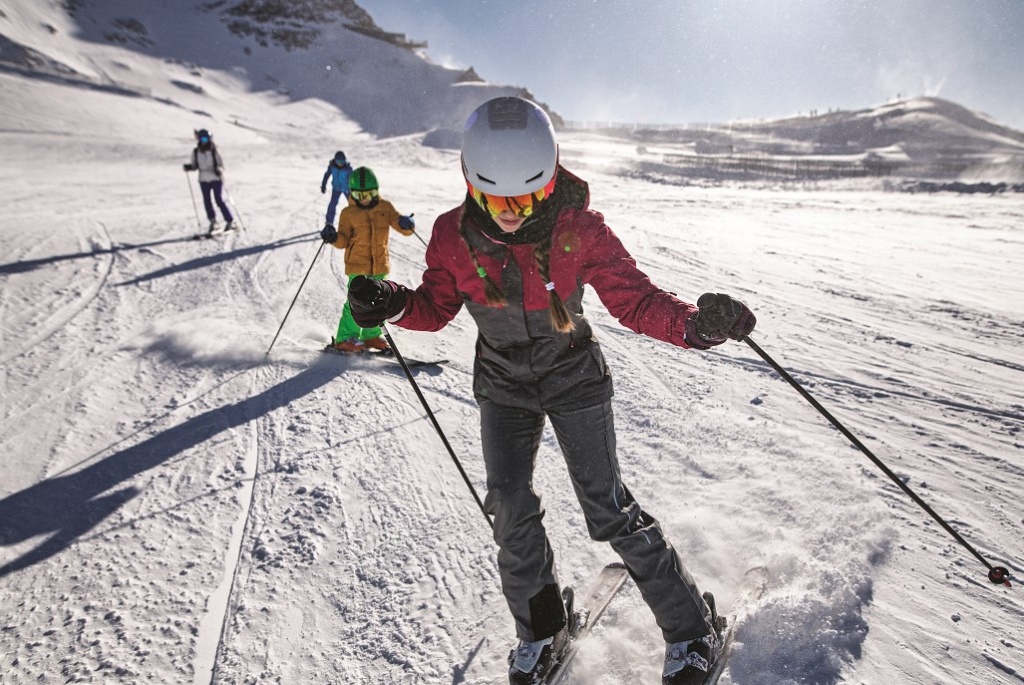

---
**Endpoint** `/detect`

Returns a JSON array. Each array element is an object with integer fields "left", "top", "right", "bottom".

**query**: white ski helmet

[{"left": 461, "top": 97, "right": 558, "bottom": 197}]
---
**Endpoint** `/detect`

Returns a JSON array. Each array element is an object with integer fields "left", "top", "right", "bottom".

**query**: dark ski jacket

[{"left": 395, "top": 166, "right": 701, "bottom": 410}]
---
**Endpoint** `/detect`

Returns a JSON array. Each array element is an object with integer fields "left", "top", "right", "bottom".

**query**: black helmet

[
  {"left": 195, "top": 129, "right": 212, "bottom": 147},
  {"left": 333, "top": 150, "right": 347, "bottom": 165}
]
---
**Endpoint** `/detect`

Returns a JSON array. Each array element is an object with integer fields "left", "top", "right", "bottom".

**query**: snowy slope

[
  {"left": 0, "top": 0, "right": 539, "bottom": 137},
  {"left": 2, "top": 5, "right": 1024, "bottom": 685}
]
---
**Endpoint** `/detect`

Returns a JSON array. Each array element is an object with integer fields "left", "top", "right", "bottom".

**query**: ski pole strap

[{"left": 743, "top": 336, "right": 1012, "bottom": 587}]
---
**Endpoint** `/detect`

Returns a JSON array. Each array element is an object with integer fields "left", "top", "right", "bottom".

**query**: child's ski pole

[
  {"left": 265, "top": 240, "right": 326, "bottom": 356},
  {"left": 408, "top": 213, "right": 428, "bottom": 248}
]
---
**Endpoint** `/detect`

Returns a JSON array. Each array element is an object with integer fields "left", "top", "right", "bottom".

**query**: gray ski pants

[{"left": 479, "top": 398, "right": 713, "bottom": 643}]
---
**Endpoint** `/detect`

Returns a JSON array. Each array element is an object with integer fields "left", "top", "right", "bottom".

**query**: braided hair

[
  {"left": 458, "top": 204, "right": 507, "bottom": 308},
  {"left": 458, "top": 198, "right": 577, "bottom": 331},
  {"left": 533, "top": 240, "right": 575, "bottom": 333}
]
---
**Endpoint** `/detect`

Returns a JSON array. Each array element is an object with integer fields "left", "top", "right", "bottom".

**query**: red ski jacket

[{"left": 395, "top": 167, "right": 700, "bottom": 410}]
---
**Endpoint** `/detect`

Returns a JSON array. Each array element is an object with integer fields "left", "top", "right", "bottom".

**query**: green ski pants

[{"left": 336, "top": 273, "right": 387, "bottom": 342}]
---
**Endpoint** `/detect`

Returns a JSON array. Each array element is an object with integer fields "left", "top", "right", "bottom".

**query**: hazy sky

[{"left": 358, "top": 0, "right": 1024, "bottom": 129}]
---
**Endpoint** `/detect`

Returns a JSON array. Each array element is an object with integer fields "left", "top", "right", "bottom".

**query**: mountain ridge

[
  {"left": 1, "top": 0, "right": 553, "bottom": 136},
  {"left": 2, "top": 0, "right": 1020, "bottom": 179}
]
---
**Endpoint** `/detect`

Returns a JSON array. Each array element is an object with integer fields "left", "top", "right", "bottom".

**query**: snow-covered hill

[
  {"left": 585, "top": 98, "right": 1024, "bottom": 184},
  {"left": 730, "top": 97, "right": 1024, "bottom": 156},
  {"left": 0, "top": 0, "right": 550, "bottom": 137},
  {"left": 1, "top": 3, "right": 1023, "bottom": 685}
]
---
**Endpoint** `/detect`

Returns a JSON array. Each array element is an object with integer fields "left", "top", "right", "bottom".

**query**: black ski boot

[
  {"left": 662, "top": 592, "right": 724, "bottom": 685},
  {"left": 507, "top": 627, "right": 568, "bottom": 685}
]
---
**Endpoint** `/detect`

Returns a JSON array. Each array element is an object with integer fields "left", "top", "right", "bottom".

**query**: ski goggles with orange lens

[
  {"left": 468, "top": 174, "right": 557, "bottom": 218},
  {"left": 351, "top": 189, "right": 379, "bottom": 202}
]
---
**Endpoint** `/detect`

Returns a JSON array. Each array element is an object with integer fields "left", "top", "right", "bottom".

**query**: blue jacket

[{"left": 322, "top": 162, "right": 353, "bottom": 194}]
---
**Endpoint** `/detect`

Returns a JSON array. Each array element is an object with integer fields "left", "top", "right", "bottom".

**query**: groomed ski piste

[{"left": 2, "top": 2, "right": 1023, "bottom": 684}]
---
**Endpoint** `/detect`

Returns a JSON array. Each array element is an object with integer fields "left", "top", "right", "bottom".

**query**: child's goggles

[
  {"left": 468, "top": 174, "right": 557, "bottom": 218},
  {"left": 351, "top": 189, "right": 379, "bottom": 202}
]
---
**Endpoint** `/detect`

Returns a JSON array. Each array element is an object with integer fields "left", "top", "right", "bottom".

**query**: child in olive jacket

[{"left": 319, "top": 166, "right": 415, "bottom": 353}]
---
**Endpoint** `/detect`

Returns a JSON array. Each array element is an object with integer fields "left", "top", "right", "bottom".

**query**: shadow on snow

[
  {"left": 0, "top": 361, "right": 344, "bottom": 578},
  {"left": 114, "top": 231, "right": 319, "bottom": 286},
  {"left": 0, "top": 233, "right": 200, "bottom": 275},
  {"left": 0, "top": 230, "right": 317, "bottom": 278}
]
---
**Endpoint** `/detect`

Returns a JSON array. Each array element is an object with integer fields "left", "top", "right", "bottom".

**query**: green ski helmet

[
  {"left": 349, "top": 166, "right": 380, "bottom": 208},
  {"left": 349, "top": 167, "right": 378, "bottom": 192}
]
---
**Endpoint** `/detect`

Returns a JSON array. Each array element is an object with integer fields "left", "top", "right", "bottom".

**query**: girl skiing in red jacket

[{"left": 347, "top": 97, "right": 755, "bottom": 685}]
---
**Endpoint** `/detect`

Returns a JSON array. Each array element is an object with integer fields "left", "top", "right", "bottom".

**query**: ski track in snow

[{"left": 2, "top": 22, "right": 1024, "bottom": 685}]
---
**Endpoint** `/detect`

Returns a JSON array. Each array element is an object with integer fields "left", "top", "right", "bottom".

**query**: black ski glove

[
  {"left": 320, "top": 185, "right": 326, "bottom": 194},
  {"left": 684, "top": 292, "right": 756, "bottom": 349},
  {"left": 320, "top": 224, "right": 338, "bottom": 243},
  {"left": 398, "top": 215, "right": 415, "bottom": 231},
  {"left": 349, "top": 276, "right": 409, "bottom": 328},
  {"left": 183, "top": 163, "right": 196, "bottom": 172}
]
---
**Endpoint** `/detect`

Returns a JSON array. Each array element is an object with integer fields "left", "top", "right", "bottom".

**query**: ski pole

[
  {"left": 223, "top": 184, "right": 246, "bottom": 231},
  {"left": 265, "top": 240, "right": 326, "bottom": 356},
  {"left": 185, "top": 170, "right": 202, "bottom": 229},
  {"left": 381, "top": 324, "right": 493, "bottom": 531},
  {"left": 742, "top": 335, "right": 1012, "bottom": 587},
  {"left": 406, "top": 213, "right": 429, "bottom": 249}
]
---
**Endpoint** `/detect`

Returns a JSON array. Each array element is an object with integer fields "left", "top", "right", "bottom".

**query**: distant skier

[
  {"left": 321, "top": 150, "right": 354, "bottom": 230},
  {"left": 320, "top": 166, "right": 416, "bottom": 354},
  {"left": 345, "top": 97, "right": 756, "bottom": 685},
  {"left": 183, "top": 128, "right": 233, "bottom": 234}
]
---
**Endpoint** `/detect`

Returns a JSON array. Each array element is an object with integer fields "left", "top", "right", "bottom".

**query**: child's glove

[
  {"left": 349, "top": 276, "right": 409, "bottom": 327},
  {"left": 320, "top": 224, "right": 338, "bottom": 243},
  {"left": 320, "top": 185, "right": 326, "bottom": 194},
  {"left": 684, "top": 293, "right": 756, "bottom": 349},
  {"left": 398, "top": 215, "right": 415, "bottom": 231},
  {"left": 183, "top": 163, "right": 196, "bottom": 172}
]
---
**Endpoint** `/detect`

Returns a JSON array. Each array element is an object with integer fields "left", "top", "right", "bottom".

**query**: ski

[
  {"left": 371, "top": 353, "right": 449, "bottom": 370},
  {"left": 542, "top": 565, "right": 767, "bottom": 684},
  {"left": 322, "top": 345, "right": 448, "bottom": 369},
  {"left": 702, "top": 566, "right": 769, "bottom": 685},
  {"left": 193, "top": 225, "right": 239, "bottom": 240},
  {"left": 545, "top": 562, "right": 631, "bottom": 685}
]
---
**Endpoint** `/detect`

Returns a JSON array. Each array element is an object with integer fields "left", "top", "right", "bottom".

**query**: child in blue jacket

[{"left": 321, "top": 151, "right": 354, "bottom": 229}]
